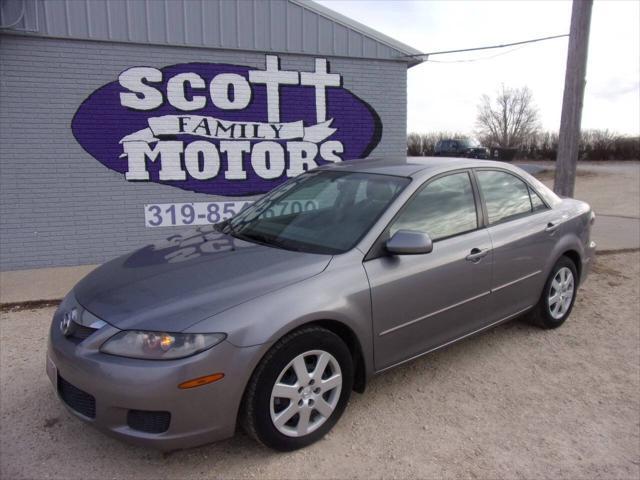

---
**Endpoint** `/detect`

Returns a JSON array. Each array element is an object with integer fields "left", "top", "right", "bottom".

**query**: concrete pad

[
  {"left": 591, "top": 215, "right": 640, "bottom": 252},
  {"left": 0, "top": 264, "right": 97, "bottom": 304}
]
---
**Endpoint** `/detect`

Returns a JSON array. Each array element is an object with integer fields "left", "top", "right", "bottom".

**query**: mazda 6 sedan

[{"left": 48, "top": 157, "right": 596, "bottom": 451}]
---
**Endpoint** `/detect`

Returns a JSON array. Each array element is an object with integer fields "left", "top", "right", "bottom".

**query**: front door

[{"left": 363, "top": 171, "right": 493, "bottom": 371}]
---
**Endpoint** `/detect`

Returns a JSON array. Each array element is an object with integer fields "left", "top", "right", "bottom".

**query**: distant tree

[
  {"left": 580, "top": 129, "right": 616, "bottom": 160},
  {"left": 407, "top": 133, "right": 423, "bottom": 156},
  {"left": 406, "top": 131, "right": 472, "bottom": 156},
  {"left": 476, "top": 85, "right": 540, "bottom": 148},
  {"left": 407, "top": 128, "right": 638, "bottom": 161}
]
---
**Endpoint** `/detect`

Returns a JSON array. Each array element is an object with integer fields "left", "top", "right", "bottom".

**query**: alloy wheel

[
  {"left": 548, "top": 267, "right": 575, "bottom": 320},
  {"left": 269, "top": 350, "right": 342, "bottom": 437}
]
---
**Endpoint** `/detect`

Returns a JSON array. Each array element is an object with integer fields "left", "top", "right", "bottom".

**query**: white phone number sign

[{"left": 144, "top": 200, "right": 318, "bottom": 227}]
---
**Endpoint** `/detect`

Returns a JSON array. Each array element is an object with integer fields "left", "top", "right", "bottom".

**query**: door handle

[
  {"left": 545, "top": 221, "right": 560, "bottom": 233},
  {"left": 466, "top": 248, "right": 489, "bottom": 262}
]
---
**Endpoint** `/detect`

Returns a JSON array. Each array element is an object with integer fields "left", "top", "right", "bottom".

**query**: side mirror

[{"left": 386, "top": 230, "right": 433, "bottom": 255}]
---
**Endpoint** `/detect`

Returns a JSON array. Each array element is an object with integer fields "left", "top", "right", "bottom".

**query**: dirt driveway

[
  {"left": 531, "top": 161, "right": 640, "bottom": 219},
  {"left": 1, "top": 252, "right": 638, "bottom": 479}
]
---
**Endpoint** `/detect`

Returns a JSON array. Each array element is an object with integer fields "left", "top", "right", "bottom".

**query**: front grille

[
  {"left": 65, "top": 322, "right": 98, "bottom": 344},
  {"left": 58, "top": 375, "right": 96, "bottom": 419},
  {"left": 72, "top": 322, "right": 98, "bottom": 340},
  {"left": 127, "top": 410, "right": 171, "bottom": 434}
]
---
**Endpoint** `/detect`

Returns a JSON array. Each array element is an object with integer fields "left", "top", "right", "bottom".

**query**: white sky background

[{"left": 316, "top": 0, "right": 640, "bottom": 136}]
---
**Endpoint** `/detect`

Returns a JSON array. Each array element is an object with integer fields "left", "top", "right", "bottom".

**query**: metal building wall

[
  {"left": 0, "top": 34, "right": 408, "bottom": 270},
  {"left": 0, "top": 0, "right": 420, "bottom": 62}
]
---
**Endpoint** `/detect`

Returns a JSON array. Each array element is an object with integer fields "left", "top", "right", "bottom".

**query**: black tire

[
  {"left": 528, "top": 256, "right": 578, "bottom": 329},
  {"left": 241, "top": 326, "right": 353, "bottom": 451}
]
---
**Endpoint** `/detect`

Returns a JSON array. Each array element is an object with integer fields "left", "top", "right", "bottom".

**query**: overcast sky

[{"left": 316, "top": 0, "right": 640, "bottom": 137}]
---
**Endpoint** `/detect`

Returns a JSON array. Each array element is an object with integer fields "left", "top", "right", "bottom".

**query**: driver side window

[{"left": 390, "top": 172, "right": 478, "bottom": 241}]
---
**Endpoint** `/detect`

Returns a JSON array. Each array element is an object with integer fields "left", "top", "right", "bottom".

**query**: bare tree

[
  {"left": 408, "top": 128, "right": 638, "bottom": 160},
  {"left": 407, "top": 133, "right": 423, "bottom": 156},
  {"left": 476, "top": 85, "right": 540, "bottom": 148},
  {"left": 407, "top": 131, "right": 471, "bottom": 156}
]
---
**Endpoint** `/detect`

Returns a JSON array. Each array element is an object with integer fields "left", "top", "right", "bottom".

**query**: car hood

[{"left": 74, "top": 227, "right": 331, "bottom": 332}]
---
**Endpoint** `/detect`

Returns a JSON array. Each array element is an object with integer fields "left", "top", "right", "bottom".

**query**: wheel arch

[
  {"left": 236, "top": 318, "right": 368, "bottom": 440},
  {"left": 243, "top": 318, "right": 368, "bottom": 399},
  {"left": 306, "top": 319, "right": 367, "bottom": 393},
  {"left": 560, "top": 249, "right": 582, "bottom": 285},
  {"left": 543, "top": 228, "right": 585, "bottom": 287}
]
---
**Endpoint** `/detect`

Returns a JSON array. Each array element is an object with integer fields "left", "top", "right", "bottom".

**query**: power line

[
  {"left": 426, "top": 44, "right": 528, "bottom": 63},
  {"left": 405, "top": 34, "right": 569, "bottom": 60}
]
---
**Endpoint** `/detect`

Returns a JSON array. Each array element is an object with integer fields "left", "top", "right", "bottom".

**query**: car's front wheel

[{"left": 241, "top": 326, "right": 353, "bottom": 451}]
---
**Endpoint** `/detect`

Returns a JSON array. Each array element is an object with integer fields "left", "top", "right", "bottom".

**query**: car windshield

[
  {"left": 458, "top": 138, "right": 479, "bottom": 149},
  {"left": 219, "top": 170, "right": 410, "bottom": 254}
]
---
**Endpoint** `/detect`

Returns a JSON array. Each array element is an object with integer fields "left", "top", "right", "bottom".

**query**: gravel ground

[
  {"left": 534, "top": 161, "right": 640, "bottom": 219},
  {"left": 1, "top": 252, "right": 639, "bottom": 479}
]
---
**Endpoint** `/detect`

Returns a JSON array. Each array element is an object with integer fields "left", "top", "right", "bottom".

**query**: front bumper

[{"left": 47, "top": 310, "right": 263, "bottom": 450}]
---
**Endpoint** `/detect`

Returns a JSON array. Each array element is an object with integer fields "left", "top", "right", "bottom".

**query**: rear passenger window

[
  {"left": 477, "top": 170, "right": 533, "bottom": 224},
  {"left": 390, "top": 172, "right": 477, "bottom": 241},
  {"left": 529, "top": 187, "right": 548, "bottom": 212}
]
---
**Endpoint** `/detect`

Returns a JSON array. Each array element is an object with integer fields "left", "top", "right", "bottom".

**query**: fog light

[{"left": 178, "top": 373, "right": 225, "bottom": 389}]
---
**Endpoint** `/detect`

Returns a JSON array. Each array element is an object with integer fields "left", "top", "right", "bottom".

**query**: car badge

[{"left": 60, "top": 308, "right": 78, "bottom": 337}]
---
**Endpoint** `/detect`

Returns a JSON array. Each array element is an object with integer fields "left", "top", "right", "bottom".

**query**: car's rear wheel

[
  {"left": 528, "top": 256, "right": 578, "bottom": 329},
  {"left": 241, "top": 326, "right": 353, "bottom": 451}
]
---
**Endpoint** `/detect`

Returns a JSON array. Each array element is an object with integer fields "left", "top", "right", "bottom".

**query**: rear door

[
  {"left": 363, "top": 171, "right": 493, "bottom": 371},
  {"left": 474, "top": 169, "right": 559, "bottom": 321}
]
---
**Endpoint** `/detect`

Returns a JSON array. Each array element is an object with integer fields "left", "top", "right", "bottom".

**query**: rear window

[{"left": 477, "top": 170, "right": 534, "bottom": 224}]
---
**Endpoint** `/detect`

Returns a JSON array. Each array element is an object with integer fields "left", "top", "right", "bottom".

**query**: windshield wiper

[
  {"left": 218, "top": 220, "right": 304, "bottom": 252},
  {"left": 233, "top": 231, "right": 301, "bottom": 252},
  {"left": 216, "top": 220, "right": 240, "bottom": 237}
]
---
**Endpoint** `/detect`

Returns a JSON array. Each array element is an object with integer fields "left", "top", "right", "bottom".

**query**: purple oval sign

[{"left": 72, "top": 55, "right": 382, "bottom": 196}]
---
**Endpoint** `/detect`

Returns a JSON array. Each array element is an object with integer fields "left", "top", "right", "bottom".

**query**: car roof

[{"left": 317, "top": 156, "right": 514, "bottom": 179}]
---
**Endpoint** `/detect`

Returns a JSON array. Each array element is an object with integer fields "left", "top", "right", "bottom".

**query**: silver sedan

[{"left": 47, "top": 157, "right": 596, "bottom": 451}]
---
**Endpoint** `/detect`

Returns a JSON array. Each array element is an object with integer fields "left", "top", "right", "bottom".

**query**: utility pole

[{"left": 554, "top": 0, "right": 593, "bottom": 197}]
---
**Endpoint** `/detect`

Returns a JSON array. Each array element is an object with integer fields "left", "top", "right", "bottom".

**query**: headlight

[{"left": 100, "top": 331, "right": 226, "bottom": 360}]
